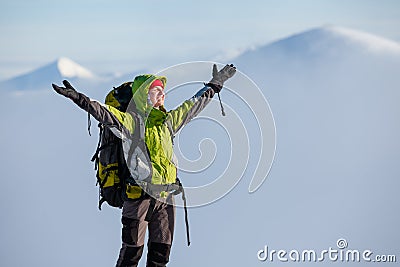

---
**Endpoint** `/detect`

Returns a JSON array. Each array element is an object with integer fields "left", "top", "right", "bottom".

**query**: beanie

[{"left": 150, "top": 79, "right": 164, "bottom": 89}]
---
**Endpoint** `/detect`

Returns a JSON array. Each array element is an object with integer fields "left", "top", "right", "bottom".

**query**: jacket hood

[{"left": 129, "top": 74, "right": 167, "bottom": 116}]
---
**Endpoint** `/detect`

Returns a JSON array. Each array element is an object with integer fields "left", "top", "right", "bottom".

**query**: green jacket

[{"left": 70, "top": 74, "right": 216, "bottom": 198}]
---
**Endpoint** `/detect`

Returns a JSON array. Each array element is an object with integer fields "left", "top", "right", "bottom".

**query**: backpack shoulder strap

[
  {"left": 126, "top": 111, "right": 142, "bottom": 164},
  {"left": 165, "top": 119, "right": 175, "bottom": 144}
]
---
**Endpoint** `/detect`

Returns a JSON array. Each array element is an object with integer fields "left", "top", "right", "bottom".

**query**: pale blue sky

[{"left": 1, "top": 0, "right": 399, "bottom": 79}]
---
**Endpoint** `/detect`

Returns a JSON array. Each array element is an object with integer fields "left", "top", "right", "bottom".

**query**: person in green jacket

[{"left": 52, "top": 63, "right": 236, "bottom": 267}]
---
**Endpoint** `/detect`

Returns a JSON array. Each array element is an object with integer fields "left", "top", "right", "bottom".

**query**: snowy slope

[
  {"left": 221, "top": 26, "right": 400, "bottom": 267},
  {"left": 235, "top": 25, "right": 400, "bottom": 76},
  {"left": 1, "top": 26, "right": 400, "bottom": 267}
]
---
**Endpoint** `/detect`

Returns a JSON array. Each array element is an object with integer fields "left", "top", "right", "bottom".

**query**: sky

[{"left": 1, "top": 0, "right": 400, "bottom": 80}]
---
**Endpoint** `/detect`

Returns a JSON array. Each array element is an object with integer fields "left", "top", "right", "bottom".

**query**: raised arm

[
  {"left": 166, "top": 64, "right": 236, "bottom": 135},
  {"left": 52, "top": 80, "right": 134, "bottom": 135}
]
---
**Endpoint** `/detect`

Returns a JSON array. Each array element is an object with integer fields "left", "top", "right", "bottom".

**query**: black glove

[
  {"left": 52, "top": 80, "right": 79, "bottom": 99},
  {"left": 207, "top": 64, "right": 236, "bottom": 93}
]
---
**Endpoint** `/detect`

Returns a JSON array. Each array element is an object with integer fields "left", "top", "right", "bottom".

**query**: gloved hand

[
  {"left": 207, "top": 64, "right": 236, "bottom": 93},
  {"left": 52, "top": 80, "right": 79, "bottom": 99}
]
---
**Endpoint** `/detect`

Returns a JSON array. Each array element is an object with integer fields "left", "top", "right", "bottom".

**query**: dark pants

[{"left": 116, "top": 197, "right": 175, "bottom": 267}]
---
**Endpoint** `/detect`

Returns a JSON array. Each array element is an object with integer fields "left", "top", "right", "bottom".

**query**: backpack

[{"left": 91, "top": 82, "right": 136, "bottom": 210}]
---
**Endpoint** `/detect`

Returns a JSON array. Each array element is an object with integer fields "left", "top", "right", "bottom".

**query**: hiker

[{"left": 52, "top": 63, "right": 236, "bottom": 267}]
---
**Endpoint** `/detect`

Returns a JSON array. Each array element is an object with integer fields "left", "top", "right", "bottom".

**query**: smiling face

[{"left": 148, "top": 85, "right": 165, "bottom": 107}]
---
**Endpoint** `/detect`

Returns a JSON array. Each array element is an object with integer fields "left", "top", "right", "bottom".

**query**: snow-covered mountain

[
  {"left": 0, "top": 57, "right": 99, "bottom": 91},
  {"left": 1, "top": 26, "right": 400, "bottom": 267},
  {"left": 54, "top": 57, "right": 95, "bottom": 79},
  {"left": 234, "top": 25, "right": 400, "bottom": 76},
  {"left": 0, "top": 57, "right": 149, "bottom": 97}
]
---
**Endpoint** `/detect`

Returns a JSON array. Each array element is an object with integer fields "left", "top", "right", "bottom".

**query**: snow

[
  {"left": 0, "top": 57, "right": 98, "bottom": 91},
  {"left": 326, "top": 25, "right": 400, "bottom": 54},
  {"left": 56, "top": 57, "right": 95, "bottom": 79},
  {"left": 234, "top": 25, "right": 400, "bottom": 72}
]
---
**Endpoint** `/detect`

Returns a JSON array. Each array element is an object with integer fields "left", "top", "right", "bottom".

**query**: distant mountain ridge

[{"left": 2, "top": 25, "right": 400, "bottom": 92}]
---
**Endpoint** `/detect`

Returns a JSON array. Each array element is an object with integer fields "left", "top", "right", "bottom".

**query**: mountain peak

[
  {"left": 1, "top": 57, "right": 97, "bottom": 91},
  {"left": 312, "top": 25, "right": 400, "bottom": 53},
  {"left": 55, "top": 57, "right": 94, "bottom": 79},
  {"left": 268, "top": 25, "right": 400, "bottom": 56},
  {"left": 233, "top": 25, "right": 400, "bottom": 70}
]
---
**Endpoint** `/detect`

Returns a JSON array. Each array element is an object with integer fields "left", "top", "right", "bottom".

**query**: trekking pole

[{"left": 181, "top": 188, "right": 191, "bottom": 246}]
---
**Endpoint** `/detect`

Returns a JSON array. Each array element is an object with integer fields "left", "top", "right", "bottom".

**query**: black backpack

[{"left": 91, "top": 82, "right": 136, "bottom": 210}]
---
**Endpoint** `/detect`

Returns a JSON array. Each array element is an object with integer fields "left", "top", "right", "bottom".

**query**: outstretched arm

[
  {"left": 52, "top": 80, "right": 134, "bottom": 135},
  {"left": 167, "top": 64, "right": 236, "bottom": 135}
]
